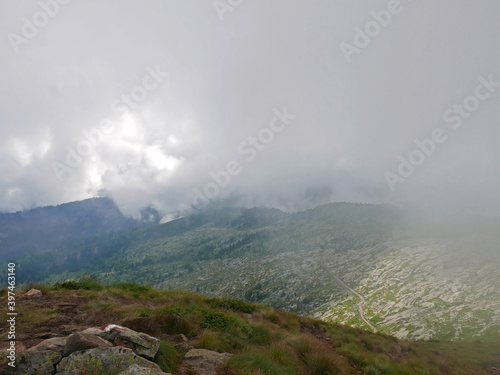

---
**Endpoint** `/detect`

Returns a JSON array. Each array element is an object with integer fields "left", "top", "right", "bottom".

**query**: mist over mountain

[
  {"left": 1, "top": 2, "right": 499, "bottom": 373},
  {"left": 1, "top": 1, "right": 499, "bottom": 221},
  {"left": 4, "top": 198, "right": 498, "bottom": 343}
]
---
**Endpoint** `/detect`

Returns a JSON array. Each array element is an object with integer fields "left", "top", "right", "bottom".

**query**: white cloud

[{"left": 0, "top": 0, "right": 499, "bottom": 219}]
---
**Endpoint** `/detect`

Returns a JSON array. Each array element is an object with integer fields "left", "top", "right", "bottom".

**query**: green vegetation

[
  {"left": 8, "top": 203, "right": 500, "bottom": 342},
  {"left": 1, "top": 279, "right": 498, "bottom": 374},
  {"left": 206, "top": 297, "right": 256, "bottom": 314},
  {"left": 14, "top": 203, "right": 400, "bottom": 318},
  {"left": 196, "top": 330, "right": 231, "bottom": 352},
  {"left": 54, "top": 274, "right": 103, "bottom": 291},
  {"left": 154, "top": 341, "right": 178, "bottom": 373}
]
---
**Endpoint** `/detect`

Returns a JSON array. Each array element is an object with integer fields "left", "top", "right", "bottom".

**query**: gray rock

[
  {"left": 28, "top": 337, "right": 66, "bottom": 353},
  {"left": 24, "top": 288, "right": 42, "bottom": 298},
  {"left": 16, "top": 350, "right": 62, "bottom": 375},
  {"left": 63, "top": 332, "right": 113, "bottom": 357},
  {"left": 183, "top": 348, "right": 233, "bottom": 375},
  {"left": 118, "top": 363, "right": 172, "bottom": 375},
  {"left": 56, "top": 346, "right": 162, "bottom": 374},
  {"left": 83, "top": 325, "right": 161, "bottom": 358},
  {"left": 81, "top": 327, "right": 107, "bottom": 338}
]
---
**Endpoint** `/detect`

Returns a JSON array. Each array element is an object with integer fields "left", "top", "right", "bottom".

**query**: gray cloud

[{"left": 0, "top": 0, "right": 499, "bottom": 220}]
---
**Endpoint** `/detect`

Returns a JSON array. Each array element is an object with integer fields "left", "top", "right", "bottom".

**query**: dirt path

[{"left": 322, "top": 267, "right": 378, "bottom": 333}]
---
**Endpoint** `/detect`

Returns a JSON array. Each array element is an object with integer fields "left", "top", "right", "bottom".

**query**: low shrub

[
  {"left": 54, "top": 275, "right": 103, "bottom": 291},
  {"left": 206, "top": 297, "right": 256, "bottom": 314},
  {"left": 201, "top": 309, "right": 240, "bottom": 331}
]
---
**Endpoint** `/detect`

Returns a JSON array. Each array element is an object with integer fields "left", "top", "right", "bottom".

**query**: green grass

[
  {"left": 154, "top": 340, "right": 178, "bottom": 373},
  {"left": 248, "top": 324, "right": 272, "bottom": 346},
  {"left": 206, "top": 297, "right": 256, "bottom": 314},
  {"left": 227, "top": 351, "right": 300, "bottom": 375},
  {"left": 196, "top": 330, "right": 231, "bottom": 352},
  {"left": 1, "top": 280, "right": 499, "bottom": 375},
  {"left": 53, "top": 274, "right": 103, "bottom": 291}
]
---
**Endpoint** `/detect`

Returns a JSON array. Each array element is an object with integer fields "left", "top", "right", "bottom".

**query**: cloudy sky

[{"left": 1, "top": 0, "right": 499, "bottom": 219}]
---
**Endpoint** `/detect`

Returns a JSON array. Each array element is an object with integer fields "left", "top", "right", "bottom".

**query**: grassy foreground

[{"left": 1, "top": 278, "right": 499, "bottom": 374}]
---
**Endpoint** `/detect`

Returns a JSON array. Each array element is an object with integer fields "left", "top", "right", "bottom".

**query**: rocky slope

[
  {"left": 10, "top": 202, "right": 500, "bottom": 342},
  {"left": 1, "top": 281, "right": 499, "bottom": 374}
]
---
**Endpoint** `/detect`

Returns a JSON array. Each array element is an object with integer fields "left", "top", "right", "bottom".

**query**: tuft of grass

[
  {"left": 268, "top": 342, "right": 297, "bottom": 368},
  {"left": 261, "top": 309, "right": 300, "bottom": 331},
  {"left": 288, "top": 335, "right": 347, "bottom": 375},
  {"left": 196, "top": 330, "right": 231, "bottom": 352},
  {"left": 154, "top": 340, "right": 178, "bottom": 373},
  {"left": 363, "top": 365, "right": 380, "bottom": 375},
  {"left": 248, "top": 324, "right": 271, "bottom": 346},
  {"left": 338, "top": 342, "right": 369, "bottom": 368},
  {"left": 227, "top": 351, "right": 299, "bottom": 375},
  {"left": 361, "top": 337, "right": 376, "bottom": 352}
]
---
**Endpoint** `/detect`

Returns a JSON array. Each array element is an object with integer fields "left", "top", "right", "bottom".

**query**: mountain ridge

[
  {"left": 6, "top": 200, "right": 500, "bottom": 343},
  {"left": 0, "top": 197, "right": 159, "bottom": 260}
]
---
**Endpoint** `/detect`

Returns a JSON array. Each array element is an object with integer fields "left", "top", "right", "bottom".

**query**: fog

[{"left": 1, "top": 0, "right": 499, "bottom": 222}]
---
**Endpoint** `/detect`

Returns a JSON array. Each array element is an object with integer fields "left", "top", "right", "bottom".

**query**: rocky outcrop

[
  {"left": 119, "top": 363, "right": 171, "bottom": 374},
  {"left": 27, "top": 337, "right": 66, "bottom": 353},
  {"left": 82, "top": 323, "right": 161, "bottom": 358},
  {"left": 56, "top": 346, "right": 165, "bottom": 374},
  {"left": 5, "top": 324, "right": 234, "bottom": 375},
  {"left": 63, "top": 332, "right": 113, "bottom": 357},
  {"left": 183, "top": 348, "right": 233, "bottom": 375},
  {"left": 8, "top": 325, "right": 165, "bottom": 374},
  {"left": 122, "top": 317, "right": 162, "bottom": 336},
  {"left": 16, "top": 350, "right": 62, "bottom": 375}
]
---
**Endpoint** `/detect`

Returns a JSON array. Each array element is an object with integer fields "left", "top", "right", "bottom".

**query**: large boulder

[
  {"left": 82, "top": 324, "right": 160, "bottom": 358},
  {"left": 183, "top": 348, "right": 233, "bottom": 375},
  {"left": 27, "top": 337, "right": 66, "bottom": 353},
  {"left": 63, "top": 332, "right": 113, "bottom": 357},
  {"left": 16, "top": 350, "right": 62, "bottom": 375},
  {"left": 56, "top": 346, "right": 162, "bottom": 374},
  {"left": 118, "top": 363, "right": 172, "bottom": 375}
]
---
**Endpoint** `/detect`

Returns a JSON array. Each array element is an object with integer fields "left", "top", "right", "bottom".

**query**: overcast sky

[{"left": 1, "top": 0, "right": 499, "bottom": 220}]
